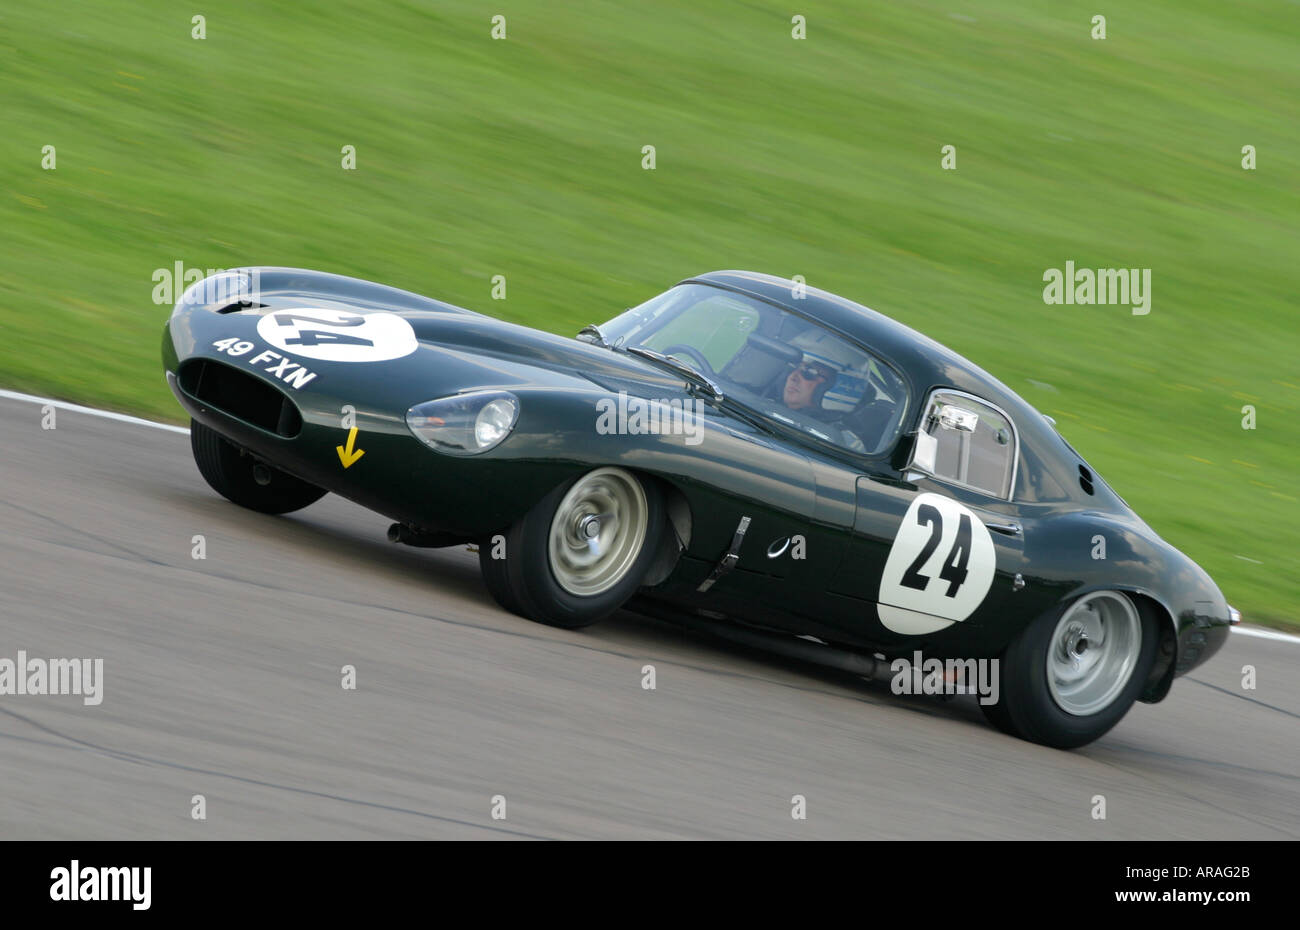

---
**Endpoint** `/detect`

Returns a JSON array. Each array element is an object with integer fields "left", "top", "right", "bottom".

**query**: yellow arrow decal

[{"left": 336, "top": 426, "right": 366, "bottom": 468}]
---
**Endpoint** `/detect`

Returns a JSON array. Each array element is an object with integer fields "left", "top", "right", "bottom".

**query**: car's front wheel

[
  {"left": 479, "top": 467, "right": 664, "bottom": 628},
  {"left": 981, "top": 590, "right": 1158, "bottom": 749},
  {"left": 190, "top": 420, "right": 327, "bottom": 514}
]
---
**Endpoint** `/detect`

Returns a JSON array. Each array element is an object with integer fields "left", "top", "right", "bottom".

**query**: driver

[{"left": 782, "top": 357, "right": 837, "bottom": 412}]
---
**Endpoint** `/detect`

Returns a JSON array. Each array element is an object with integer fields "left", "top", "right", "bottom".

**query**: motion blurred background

[{"left": 2, "top": 1, "right": 1296, "bottom": 627}]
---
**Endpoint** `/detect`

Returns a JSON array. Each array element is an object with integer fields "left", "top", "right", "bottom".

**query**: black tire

[
  {"left": 479, "top": 468, "right": 665, "bottom": 629},
  {"left": 478, "top": 533, "right": 525, "bottom": 616},
  {"left": 190, "top": 419, "right": 327, "bottom": 515},
  {"left": 980, "top": 591, "right": 1158, "bottom": 749}
]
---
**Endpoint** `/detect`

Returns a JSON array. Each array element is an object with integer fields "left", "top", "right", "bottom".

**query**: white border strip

[{"left": 0, "top": 388, "right": 190, "bottom": 435}]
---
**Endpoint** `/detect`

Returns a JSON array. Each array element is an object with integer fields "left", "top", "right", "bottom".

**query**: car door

[
  {"left": 823, "top": 388, "right": 1027, "bottom": 647},
  {"left": 672, "top": 416, "right": 820, "bottom": 606}
]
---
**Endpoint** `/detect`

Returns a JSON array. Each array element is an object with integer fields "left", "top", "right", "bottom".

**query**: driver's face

[{"left": 783, "top": 364, "right": 828, "bottom": 410}]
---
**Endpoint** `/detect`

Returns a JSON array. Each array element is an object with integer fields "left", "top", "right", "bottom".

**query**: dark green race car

[{"left": 162, "top": 268, "right": 1236, "bottom": 748}]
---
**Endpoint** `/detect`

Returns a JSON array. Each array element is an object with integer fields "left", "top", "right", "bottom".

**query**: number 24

[{"left": 899, "top": 504, "right": 971, "bottom": 597}]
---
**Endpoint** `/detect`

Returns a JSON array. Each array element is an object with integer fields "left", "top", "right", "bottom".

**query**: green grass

[{"left": 3, "top": 0, "right": 1296, "bottom": 628}]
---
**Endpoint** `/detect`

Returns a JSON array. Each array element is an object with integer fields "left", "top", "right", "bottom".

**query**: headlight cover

[{"left": 406, "top": 391, "right": 520, "bottom": 456}]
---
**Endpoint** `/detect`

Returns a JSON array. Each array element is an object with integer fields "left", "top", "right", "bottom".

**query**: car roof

[
  {"left": 682, "top": 270, "right": 1006, "bottom": 400},
  {"left": 680, "top": 271, "right": 1119, "bottom": 508}
]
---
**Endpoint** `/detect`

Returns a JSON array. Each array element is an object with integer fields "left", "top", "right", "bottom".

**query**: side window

[{"left": 911, "top": 390, "right": 1016, "bottom": 499}]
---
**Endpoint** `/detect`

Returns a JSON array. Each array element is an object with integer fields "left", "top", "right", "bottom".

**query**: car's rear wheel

[
  {"left": 478, "top": 467, "right": 664, "bottom": 628},
  {"left": 190, "top": 419, "right": 327, "bottom": 514},
  {"left": 980, "top": 590, "right": 1157, "bottom": 749}
]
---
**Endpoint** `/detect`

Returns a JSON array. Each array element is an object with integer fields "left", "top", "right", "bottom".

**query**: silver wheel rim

[
  {"left": 1046, "top": 591, "right": 1141, "bottom": 716},
  {"left": 548, "top": 468, "right": 648, "bottom": 597}
]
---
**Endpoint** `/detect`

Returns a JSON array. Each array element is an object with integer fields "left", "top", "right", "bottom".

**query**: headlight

[
  {"left": 177, "top": 270, "right": 256, "bottom": 311},
  {"left": 406, "top": 391, "right": 519, "bottom": 455}
]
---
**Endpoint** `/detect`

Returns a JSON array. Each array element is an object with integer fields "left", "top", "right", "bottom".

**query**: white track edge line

[
  {"left": 1229, "top": 625, "right": 1300, "bottom": 645},
  {"left": 0, "top": 388, "right": 190, "bottom": 434}
]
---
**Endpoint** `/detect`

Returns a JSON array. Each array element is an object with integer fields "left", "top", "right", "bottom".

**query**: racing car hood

[{"left": 165, "top": 266, "right": 712, "bottom": 412}]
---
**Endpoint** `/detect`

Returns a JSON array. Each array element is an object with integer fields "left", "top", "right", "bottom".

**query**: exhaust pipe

[
  {"left": 387, "top": 523, "right": 469, "bottom": 549},
  {"left": 634, "top": 602, "right": 893, "bottom": 682}
]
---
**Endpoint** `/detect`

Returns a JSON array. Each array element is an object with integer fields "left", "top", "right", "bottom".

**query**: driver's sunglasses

[{"left": 793, "top": 365, "right": 828, "bottom": 383}]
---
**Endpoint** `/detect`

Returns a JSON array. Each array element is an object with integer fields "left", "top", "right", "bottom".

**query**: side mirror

[{"left": 938, "top": 404, "right": 978, "bottom": 432}]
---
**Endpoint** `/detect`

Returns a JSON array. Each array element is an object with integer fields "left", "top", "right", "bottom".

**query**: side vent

[
  {"left": 215, "top": 301, "right": 268, "bottom": 314},
  {"left": 1078, "top": 464, "right": 1095, "bottom": 496},
  {"left": 177, "top": 359, "right": 303, "bottom": 437}
]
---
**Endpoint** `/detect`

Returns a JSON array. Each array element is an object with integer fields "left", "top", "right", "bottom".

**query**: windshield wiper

[{"left": 625, "top": 346, "right": 724, "bottom": 402}]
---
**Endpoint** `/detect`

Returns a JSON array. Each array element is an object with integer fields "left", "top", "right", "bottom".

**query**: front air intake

[{"left": 177, "top": 359, "right": 303, "bottom": 437}]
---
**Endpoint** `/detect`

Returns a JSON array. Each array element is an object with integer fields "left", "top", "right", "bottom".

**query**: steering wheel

[{"left": 661, "top": 344, "right": 716, "bottom": 376}]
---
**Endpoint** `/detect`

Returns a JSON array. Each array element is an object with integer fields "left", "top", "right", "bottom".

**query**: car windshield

[{"left": 596, "top": 283, "right": 909, "bottom": 455}]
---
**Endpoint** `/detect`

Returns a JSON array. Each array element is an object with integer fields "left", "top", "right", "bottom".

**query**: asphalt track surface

[{"left": 1, "top": 394, "right": 1296, "bottom": 840}]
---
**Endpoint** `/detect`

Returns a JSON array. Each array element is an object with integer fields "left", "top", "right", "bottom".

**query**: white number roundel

[
  {"left": 877, "top": 492, "right": 997, "bottom": 635},
  {"left": 256, "top": 308, "right": 418, "bottom": 362}
]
